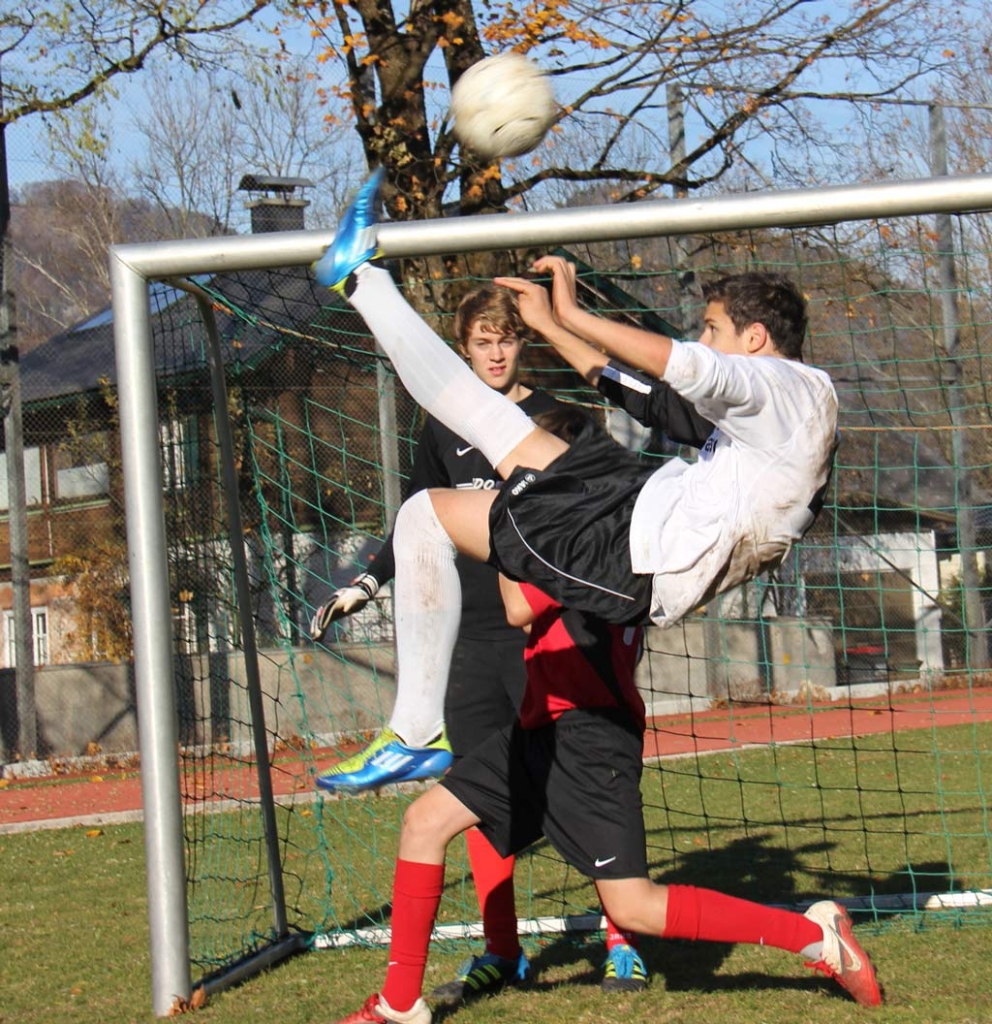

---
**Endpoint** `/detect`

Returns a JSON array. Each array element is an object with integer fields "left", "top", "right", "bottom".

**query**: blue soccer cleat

[
  {"left": 316, "top": 727, "right": 453, "bottom": 793},
  {"left": 601, "top": 942, "right": 648, "bottom": 992},
  {"left": 430, "top": 950, "right": 532, "bottom": 1006},
  {"left": 313, "top": 167, "right": 385, "bottom": 294}
]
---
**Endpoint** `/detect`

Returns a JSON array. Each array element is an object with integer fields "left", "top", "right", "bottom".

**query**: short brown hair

[
  {"left": 452, "top": 286, "right": 539, "bottom": 347},
  {"left": 702, "top": 272, "right": 808, "bottom": 360}
]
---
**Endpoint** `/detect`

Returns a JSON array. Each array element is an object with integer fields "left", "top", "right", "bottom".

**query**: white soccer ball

[{"left": 450, "top": 53, "right": 556, "bottom": 160}]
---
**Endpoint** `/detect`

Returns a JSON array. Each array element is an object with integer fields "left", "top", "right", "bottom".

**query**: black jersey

[{"left": 364, "top": 389, "right": 568, "bottom": 640}]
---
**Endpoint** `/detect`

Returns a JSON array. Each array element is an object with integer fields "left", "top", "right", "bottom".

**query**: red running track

[{"left": 2, "top": 687, "right": 989, "bottom": 830}]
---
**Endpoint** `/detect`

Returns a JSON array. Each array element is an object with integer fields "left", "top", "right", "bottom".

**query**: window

[
  {"left": 173, "top": 600, "right": 198, "bottom": 654},
  {"left": 3, "top": 607, "right": 50, "bottom": 667},
  {"left": 160, "top": 419, "right": 198, "bottom": 491},
  {"left": 54, "top": 432, "right": 110, "bottom": 500},
  {"left": 0, "top": 446, "right": 44, "bottom": 509},
  {"left": 34, "top": 609, "right": 49, "bottom": 664}
]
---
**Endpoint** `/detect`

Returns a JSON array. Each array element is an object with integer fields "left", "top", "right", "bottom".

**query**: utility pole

[
  {"left": 0, "top": 79, "right": 37, "bottom": 759},
  {"left": 930, "top": 102, "right": 989, "bottom": 670},
  {"left": 666, "top": 84, "right": 698, "bottom": 332}
]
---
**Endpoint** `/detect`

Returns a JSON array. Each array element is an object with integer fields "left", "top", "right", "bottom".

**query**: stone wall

[{"left": 0, "top": 617, "right": 838, "bottom": 760}]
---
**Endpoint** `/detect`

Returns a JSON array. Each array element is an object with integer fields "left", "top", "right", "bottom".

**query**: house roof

[
  {"left": 21, "top": 276, "right": 210, "bottom": 405},
  {"left": 19, "top": 268, "right": 346, "bottom": 406}
]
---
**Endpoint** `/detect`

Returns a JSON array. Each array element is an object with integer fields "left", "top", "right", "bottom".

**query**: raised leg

[{"left": 315, "top": 172, "right": 566, "bottom": 478}]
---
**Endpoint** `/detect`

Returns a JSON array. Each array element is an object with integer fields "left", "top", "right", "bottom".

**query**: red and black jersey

[{"left": 517, "top": 583, "right": 644, "bottom": 730}]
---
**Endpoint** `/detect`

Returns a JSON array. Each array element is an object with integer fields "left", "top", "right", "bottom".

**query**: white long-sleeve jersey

[{"left": 626, "top": 340, "right": 838, "bottom": 628}]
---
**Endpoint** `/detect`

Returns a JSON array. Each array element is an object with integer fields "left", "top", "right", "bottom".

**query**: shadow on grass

[
  {"left": 320, "top": 825, "right": 951, "bottom": 1010},
  {"left": 477, "top": 832, "right": 952, "bottom": 1006}
]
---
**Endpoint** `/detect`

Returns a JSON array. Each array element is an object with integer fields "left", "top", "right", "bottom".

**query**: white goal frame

[{"left": 109, "top": 172, "right": 992, "bottom": 1016}]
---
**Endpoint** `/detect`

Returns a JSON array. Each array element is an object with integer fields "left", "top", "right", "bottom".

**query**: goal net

[{"left": 109, "top": 176, "right": 992, "bottom": 1015}]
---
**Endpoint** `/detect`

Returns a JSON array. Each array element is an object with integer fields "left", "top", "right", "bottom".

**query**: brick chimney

[{"left": 237, "top": 174, "right": 314, "bottom": 233}]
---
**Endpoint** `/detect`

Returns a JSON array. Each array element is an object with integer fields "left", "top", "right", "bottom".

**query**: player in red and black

[
  {"left": 312, "top": 296, "right": 651, "bottom": 994},
  {"left": 331, "top": 574, "right": 882, "bottom": 1024}
]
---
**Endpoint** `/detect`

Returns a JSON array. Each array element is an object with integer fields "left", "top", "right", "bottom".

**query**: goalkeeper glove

[{"left": 310, "top": 573, "right": 380, "bottom": 641}]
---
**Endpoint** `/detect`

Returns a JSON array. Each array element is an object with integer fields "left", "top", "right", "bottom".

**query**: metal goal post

[{"left": 109, "top": 172, "right": 992, "bottom": 1016}]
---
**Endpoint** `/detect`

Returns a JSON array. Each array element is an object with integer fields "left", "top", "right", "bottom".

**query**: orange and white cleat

[
  {"left": 803, "top": 901, "right": 883, "bottom": 1007},
  {"left": 332, "top": 992, "right": 431, "bottom": 1024}
]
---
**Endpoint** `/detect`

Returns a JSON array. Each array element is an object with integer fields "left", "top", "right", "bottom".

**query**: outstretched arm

[
  {"left": 501, "top": 256, "right": 676, "bottom": 380},
  {"left": 493, "top": 270, "right": 610, "bottom": 385}
]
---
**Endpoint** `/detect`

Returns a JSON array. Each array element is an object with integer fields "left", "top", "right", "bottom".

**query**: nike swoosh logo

[
  {"left": 455, "top": 445, "right": 475, "bottom": 456},
  {"left": 594, "top": 856, "right": 617, "bottom": 867}
]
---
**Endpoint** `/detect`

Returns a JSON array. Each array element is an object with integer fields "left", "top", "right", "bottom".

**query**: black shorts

[
  {"left": 444, "top": 633, "right": 528, "bottom": 761},
  {"left": 441, "top": 707, "right": 648, "bottom": 880},
  {"left": 488, "top": 421, "right": 655, "bottom": 625}
]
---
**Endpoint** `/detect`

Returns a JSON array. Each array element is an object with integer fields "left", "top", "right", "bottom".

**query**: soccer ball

[{"left": 450, "top": 53, "right": 556, "bottom": 160}]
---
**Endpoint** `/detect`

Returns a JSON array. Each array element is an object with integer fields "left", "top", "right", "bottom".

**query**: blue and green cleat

[
  {"left": 313, "top": 167, "right": 385, "bottom": 294},
  {"left": 316, "top": 726, "right": 453, "bottom": 793},
  {"left": 430, "top": 950, "right": 532, "bottom": 1006},
  {"left": 601, "top": 943, "right": 648, "bottom": 992}
]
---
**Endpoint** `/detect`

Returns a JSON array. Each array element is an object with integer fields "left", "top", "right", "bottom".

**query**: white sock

[
  {"left": 348, "top": 265, "right": 536, "bottom": 468},
  {"left": 387, "top": 490, "right": 461, "bottom": 746}
]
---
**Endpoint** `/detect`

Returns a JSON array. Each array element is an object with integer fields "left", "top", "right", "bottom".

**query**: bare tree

[
  {"left": 0, "top": 1, "right": 277, "bottom": 125},
  {"left": 1, "top": 2, "right": 285, "bottom": 341},
  {"left": 10, "top": 176, "right": 218, "bottom": 348},
  {"left": 12, "top": 179, "right": 119, "bottom": 344},
  {"left": 13, "top": 55, "right": 360, "bottom": 346},
  {"left": 129, "top": 73, "right": 243, "bottom": 237},
  {"left": 930, "top": 29, "right": 992, "bottom": 263},
  {"left": 291, "top": 0, "right": 971, "bottom": 225},
  {"left": 228, "top": 57, "right": 360, "bottom": 227},
  {"left": 129, "top": 60, "right": 360, "bottom": 233}
]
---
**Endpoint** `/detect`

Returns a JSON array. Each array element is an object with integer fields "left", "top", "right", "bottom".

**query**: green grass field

[{"left": 3, "top": 722, "right": 991, "bottom": 1024}]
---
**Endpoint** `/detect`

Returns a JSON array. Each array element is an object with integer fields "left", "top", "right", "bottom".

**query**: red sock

[
  {"left": 465, "top": 827, "right": 520, "bottom": 960},
  {"left": 382, "top": 859, "right": 445, "bottom": 1012},
  {"left": 604, "top": 914, "right": 639, "bottom": 950},
  {"left": 663, "top": 884, "right": 821, "bottom": 953}
]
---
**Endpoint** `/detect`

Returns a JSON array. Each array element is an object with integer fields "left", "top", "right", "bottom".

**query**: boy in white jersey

[{"left": 312, "top": 168, "right": 838, "bottom": 784}]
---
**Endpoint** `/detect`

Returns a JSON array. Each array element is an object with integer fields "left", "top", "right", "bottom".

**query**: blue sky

[
  {"left": 3, "top": 2, "right": 976, "bottom": 201},
  {"left": 6, "top": 116, "right": 55, "bottom": 191}
]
